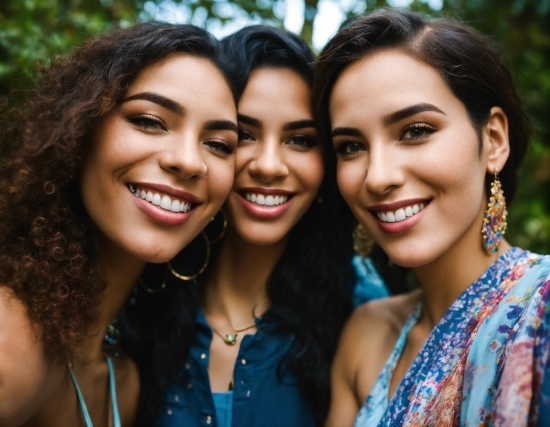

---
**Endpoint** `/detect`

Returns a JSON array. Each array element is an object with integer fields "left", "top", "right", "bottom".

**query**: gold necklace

[{"left": 211, "top": 321, "right": 257, "bottom": 345}]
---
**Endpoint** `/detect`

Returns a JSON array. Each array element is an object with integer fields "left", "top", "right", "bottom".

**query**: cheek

[
  {"left": 207, "top": 158, "right": 235, "bottom": 200},
  {"left": 297, "top": 152, "right": 324, "bottom": 193},
  {"left": 337, "top": 160, "right": 366, "bottom": 204}
]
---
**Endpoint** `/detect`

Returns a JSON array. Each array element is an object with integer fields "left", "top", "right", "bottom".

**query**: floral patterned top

[{"left": 354, "top": 248, "right": 550, "bottom": 427}]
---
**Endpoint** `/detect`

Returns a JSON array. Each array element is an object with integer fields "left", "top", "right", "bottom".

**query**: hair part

[{"left": 313, "top": 8, "right": 530, "bottom": 203}]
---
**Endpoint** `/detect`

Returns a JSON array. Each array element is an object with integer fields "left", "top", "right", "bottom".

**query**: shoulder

[
  {"left": 334, "top": 290, "right": 421, "bottom": 392},
  {"left": 347, "top": 289, "right": 421, "bottom": 338},
  {"left": 0, "top": 286, "right": 65, "bottom": 425}
]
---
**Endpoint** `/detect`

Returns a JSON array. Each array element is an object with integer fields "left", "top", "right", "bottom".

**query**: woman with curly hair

[
  {"left": 313, "top": 8, "right": 550, "bottom": 427},
  {"left": 0, "top": 22, "right": 238, "bottom": 426}
]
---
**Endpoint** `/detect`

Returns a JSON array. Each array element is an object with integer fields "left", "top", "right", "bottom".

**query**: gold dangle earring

[
  {"left": 167, "top": 231, "right": 211, "bottom": 281},
  {"left": 481, "top": 170, "right": 508, "bottom": 254},
  {"left": 353, "top": 223, "right": 374, "bottom": 256}
]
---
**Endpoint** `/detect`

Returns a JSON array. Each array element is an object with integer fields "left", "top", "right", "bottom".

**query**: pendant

[{"left": 223, "top": 333, "right": 238, "bottom": 345}]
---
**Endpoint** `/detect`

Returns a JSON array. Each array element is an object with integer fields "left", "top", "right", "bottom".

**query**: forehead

[
  {"left": 239, "top": 68, "right": 312, "bottom": 115},
  {"left": 329, "top": 49, "right": 461, "bottom": 123},
  {"left": 127, "top": 53, "right": 235, "bottom": 110}
]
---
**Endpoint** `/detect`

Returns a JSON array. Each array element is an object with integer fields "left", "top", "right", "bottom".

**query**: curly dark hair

[
  {"left": 119, "top": 25, "right": 357, "bottom": 426},
  {"left": 0, "top": 22, "right": 230, "bottom": 365}
]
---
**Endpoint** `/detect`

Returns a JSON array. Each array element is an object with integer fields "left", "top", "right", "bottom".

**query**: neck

[
  {"left": 78, "top": 236, "right": 146, "bottom": 362},
  {"left": 412, "top": 218, "right": 512, "bottom": 329},
  {"left": 202, "top": 227, "right": 289, "bottom": 327}
]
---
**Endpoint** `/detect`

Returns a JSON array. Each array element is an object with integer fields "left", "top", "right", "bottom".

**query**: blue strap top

[
  {"left": 354, "top": 302, "right": 422, "bottom": 427},
  {"left": 69, "top": 355, "right": 121, "bottom": 427}
]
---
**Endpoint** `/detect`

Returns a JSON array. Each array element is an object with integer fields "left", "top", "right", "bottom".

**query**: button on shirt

[{"left": 154, "top": 309, "right": 316, "bottom": 427}]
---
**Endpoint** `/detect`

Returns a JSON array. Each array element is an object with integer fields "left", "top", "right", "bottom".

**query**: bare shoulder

[
  {"left": 347, "top": 289, "right": 422, "bottom": 342},
  {"left": 336, "top": 290, "right": 422, "bottom": 403},
  {"left": 0, "top": 286, "right": 65, "bottom": 426}
]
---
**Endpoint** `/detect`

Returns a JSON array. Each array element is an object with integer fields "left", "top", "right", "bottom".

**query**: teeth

[
  {"left": 376, "top": 203, "right": 426, "bottom": 223},
  {"left": 129, "top": 184, "right": 193, "bottom": 214},
  {"left": 244, "top": 193, "right": 289, "bottom": 207}
]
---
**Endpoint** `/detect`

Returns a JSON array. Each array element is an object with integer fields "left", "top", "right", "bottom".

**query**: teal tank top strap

[
  {"left": 106, "top": 355, "right": 122, "bottom": 427},
  {"left": 69, "top": 369, "right": 94, "bottom": 427},
  {"left": 69, "top": 355, "right": 121, "bottom": 427}
]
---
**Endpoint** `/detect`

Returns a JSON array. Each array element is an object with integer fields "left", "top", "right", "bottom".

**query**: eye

[
  {"left": 205, "top": 139, "right": 234, "bottom": 155},
  {"left": 401, "top": 123, "right": 435, "bottom": 141},
  {"left": 127, "top": 115, "right": 167, "bottom": 132},
  {"left": 334, "top": 141, "right": 366, "bottom": 155},
  {"left": 287, "top": 135, "right": 318, "bottom": 148},
  {"left": 238, "top": 130, "right": 255, "bottom": 143}
]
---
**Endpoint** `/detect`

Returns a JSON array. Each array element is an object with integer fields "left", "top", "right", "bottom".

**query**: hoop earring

[
  {"left": 168, "top": 231, "right": 210, "bottom": 281},
  {"left": 206, "top": 210, "right": 227, "bottom": 244},
  {"left": 482, "top": 170, "right": 507, "bottom": 254},
  {"left": 139, "top": 276, "right": 167, "bottom": 294},
  {"left": 353, "top": 223, "right": 374, "bottom": 256}
]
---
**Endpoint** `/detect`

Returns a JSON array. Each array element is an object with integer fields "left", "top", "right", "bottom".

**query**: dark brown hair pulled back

[{"left": 312, "top": 8, "right": 530, "bottom": 202}]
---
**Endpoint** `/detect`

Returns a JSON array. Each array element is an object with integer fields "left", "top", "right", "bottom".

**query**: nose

[
  {"left": 159, "top": 133, "right": 208, "bottom": 180},
  {"left": 365, "top": 143, "right": 404, "bottom": 195},
  {"left": 247, "top": 138, "right": 289, "bottom": 183}
]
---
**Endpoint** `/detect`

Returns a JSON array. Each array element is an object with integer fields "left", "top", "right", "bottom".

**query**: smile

[
  {"left": 244, "top": 192, "right": 289, "bottom": 207},
  {"left": 129, "top": 184, "right": 193, "bottom": 213},
  {"left": 376, "top": 202, "right": 426, "bottom": 223}
]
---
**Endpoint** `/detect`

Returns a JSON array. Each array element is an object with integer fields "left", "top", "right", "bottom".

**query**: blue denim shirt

[
  {"left": 154, "top": 256, "right": 388, "bottom": 427},
  {"left": 154, "top": 309, "right": 316, "bottom": 427}
]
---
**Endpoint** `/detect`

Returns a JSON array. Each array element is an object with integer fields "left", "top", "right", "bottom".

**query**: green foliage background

[{"left": 1, "top": 0, "right": 548, "bottom": 252}]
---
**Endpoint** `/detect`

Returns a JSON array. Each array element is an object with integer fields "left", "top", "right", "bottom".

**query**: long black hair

[
  {"left": 220, "top": 25, "right": 356, "bottom": 422},
  {"left": 120, "top": 25, "right": 357, "bottom": 425}
]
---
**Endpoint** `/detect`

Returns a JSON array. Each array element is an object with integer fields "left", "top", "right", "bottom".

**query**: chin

[{"left": 382, "top": 245, "right": 440, "bottom": 269}]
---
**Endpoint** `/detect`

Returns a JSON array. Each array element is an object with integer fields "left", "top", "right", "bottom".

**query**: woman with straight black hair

[
  {"left": 137, "top": 25, "right": 388, "bottom": 427},
  {"left": 313, "top": 8, "right": 550, "bottom": 427}
]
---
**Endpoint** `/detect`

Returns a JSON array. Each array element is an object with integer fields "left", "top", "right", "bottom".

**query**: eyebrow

[
  {"left": 283, "top": 119, "right": 317, "bottom": 131},
  {"left": 382, "top": 103, "right": 445, "bottom": 126},
  {"left": 331, "top": 127, "right": 364, "bottom": 138},
  {"left": 121, "top": 92, "right": 185, "bottom": 115},
  {"left": 204, "top": 120, "right": 238, "bottom": 134},
  {"left": 238, "top": 114, "right": 262, "bottom": 129}
]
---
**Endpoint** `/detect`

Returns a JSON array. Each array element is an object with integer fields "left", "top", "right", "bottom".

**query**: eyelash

[
  {"left": 205, "top": 140, "right": 234, "bottom": 155},
  {"left": 127, "top": 115, "right": 167, "bottom": 131},
  {"left": 401, "top": 123, "right": 435, "bottom": 140},
  {"left": 335, "top": 141, "right": 365, "bottom": 155},
  {"left": 288, "top": 135, "right": 317, "bottom": 148},
  {"left": 238, "top": 130, "right": 255, "bottom": 142}
]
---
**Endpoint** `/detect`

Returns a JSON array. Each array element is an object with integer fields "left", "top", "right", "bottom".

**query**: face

[
  {"left": 80, "top": 54, "right": 238, "bottom": 263},
  {"left": 224, "top": 67, "right": 323, "bottom": 245},
  {"left": 330, "top": 49, "right": 501, "bottom": 268}
]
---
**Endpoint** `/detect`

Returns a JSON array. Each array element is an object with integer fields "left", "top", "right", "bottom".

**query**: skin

[
  {"left": 325, "top": 49, "right": 511, "bottom": 427},
  {"left": 201, "top": 67, "right": 324, "bottom": 392},
  {"left": 0, "top": 53, "right": 237, "bottom": 427}
]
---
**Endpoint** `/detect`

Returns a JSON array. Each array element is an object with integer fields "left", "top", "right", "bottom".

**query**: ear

[{"left": 483, "top": 106, "right": 510, "bottom": 173}]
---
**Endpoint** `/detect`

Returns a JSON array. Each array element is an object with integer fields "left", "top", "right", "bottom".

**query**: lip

[
  {"left": 236, "top": 187, "right": 293, "bottom": 219},
  {"left": 129, "top": 183, "right": 199, "bottom": 226},
  {"left": 369, "top": 199, "right": 430, "bottom": 235}
]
